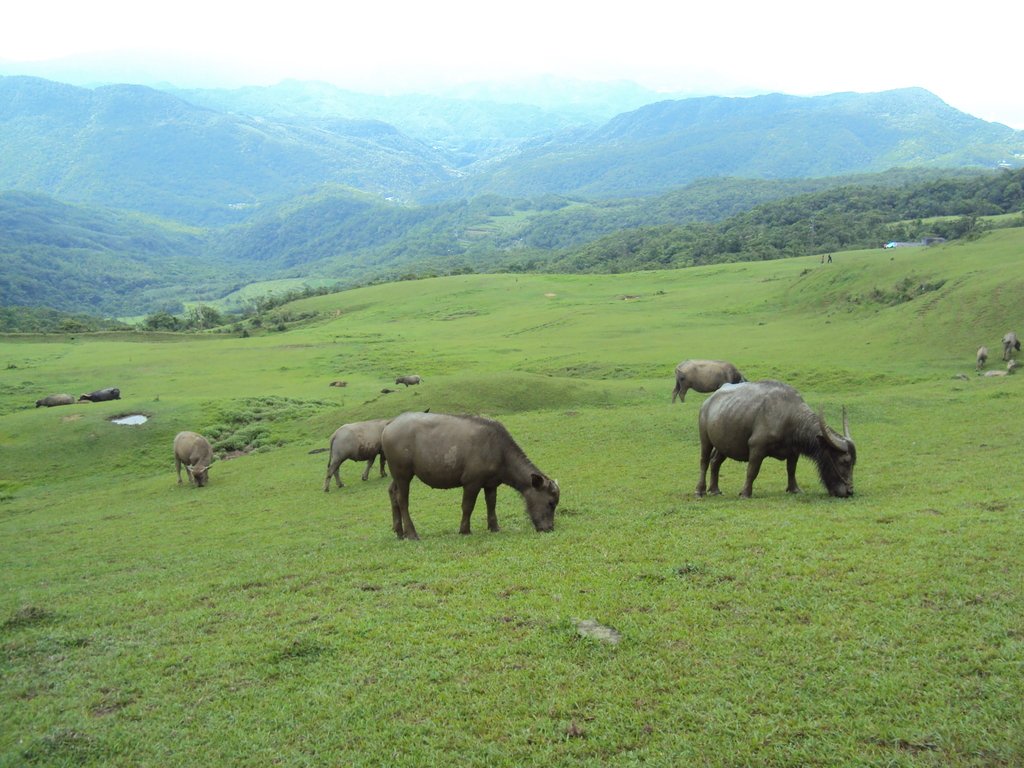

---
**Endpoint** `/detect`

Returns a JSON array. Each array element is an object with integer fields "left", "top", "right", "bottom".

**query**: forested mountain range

[
  {"left": 1, "top": 75, "right": 1023, "bottom": 319},
  {"left": 4, "top": 167, "right": 1022, "bottom": 318},
  {"left": 450, "top": 88, "right": 1024, "bottom": 198}
]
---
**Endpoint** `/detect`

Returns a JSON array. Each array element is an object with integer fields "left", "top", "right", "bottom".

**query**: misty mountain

[
  {"left": 166, "top": 80, "right": 605, "bottom": 167},
  {"left": 447, "top": 88, "right": 1024, "bottom": 198},
  {"left": 0, "top": 76, "right": 456, "bottom": 225}
]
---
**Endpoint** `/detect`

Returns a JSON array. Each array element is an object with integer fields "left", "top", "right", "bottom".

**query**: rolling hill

[{"left": 1, "top": 229, "right": 1022, "bottom": 765}]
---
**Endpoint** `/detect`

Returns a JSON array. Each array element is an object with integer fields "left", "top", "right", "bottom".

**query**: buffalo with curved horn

[{"left": 695, "top": 380, "right": 856, "bottom": 498}]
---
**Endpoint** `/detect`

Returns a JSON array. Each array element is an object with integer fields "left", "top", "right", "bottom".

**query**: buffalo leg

[
  {"left": 484, "top": 486, "right": 499, "bottom": 532},
  {"left": 785, "top": 456, "right": 802, "bottom": 493},
  {"left": 389, "top": 479, "right": 418, "bottom": 540},
  {"left": 379, "top": 452, "right": 388, "bottom": 478},
  {"left": 695, "top": 440, "right": 713, "bottom": 496},
  {"left": 176, "top": 458, "right": 184, "bottom": 485},
  {"left": 460, "top": 486, "right": 480, "bottom": 534},
  {"left": 707, "top": 449, "right": 726, "bottom": 495},
  {"left": 324, "top": 458, "right": 343, "bottom": 491},
  {"left": 388, "top": 481, "right": 402, "bottom": 536},
  {"left": 740, "top": 452, "right": 766, "bottom": 498},
  {"left": 361, "top": 455, "right": 375, "bottom": 481},
  {"left": 399, "top": 486, "right": 418, "bottom": 541}
]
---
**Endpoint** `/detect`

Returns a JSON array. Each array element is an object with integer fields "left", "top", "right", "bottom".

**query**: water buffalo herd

[
  {"left": 32, "top": 329, "right": 1022, "bottom": 536},
  {"left": 307, "top": 357, "right": 854, "bottom": 537}
]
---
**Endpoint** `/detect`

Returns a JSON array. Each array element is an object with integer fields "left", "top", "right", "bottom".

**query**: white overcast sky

[{"left": 3, "top": 0, "right": 1023, "bottom": 128}]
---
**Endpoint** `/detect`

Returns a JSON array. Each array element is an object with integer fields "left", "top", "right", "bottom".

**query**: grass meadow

[{"left": 2, "top": 228, "right": 1023, "bottom": 766}]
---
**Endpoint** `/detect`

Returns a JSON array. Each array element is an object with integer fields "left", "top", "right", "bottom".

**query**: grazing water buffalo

[
  {"left": 323, "top": 418, "right": 390, "bottom": 491},
  {"left": 671, "top": 360, "right": 745, "bottom": 403},
  {"left": 395, "top": 375, "right": 422, "bottom": 387},
  {"left": 35, "top": 393, "right": 75, "bottom": 408},
  {"left": 976, "top": 346, "right": 989, "bottom": 370},
  {"left": 174, "top": 431, "right": 214, "bottom": 487},
  {"left": 380, "top": 412, "right": 560, "bottom": 539},
  {"left": 695, "top": 380, "right": 856, "bottom": 498},
  {"left": 79, "top": 387, "right": 120, "bottom": 403},
  {"left": 1003, "top": 332, "right": 1021, "bottom": 361}
]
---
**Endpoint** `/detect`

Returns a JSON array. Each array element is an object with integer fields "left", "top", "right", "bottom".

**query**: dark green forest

[{"left": 3, "top": 167, "right": 1023, "bottom": 330}]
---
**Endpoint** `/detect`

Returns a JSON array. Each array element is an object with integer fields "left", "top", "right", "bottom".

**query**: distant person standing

[{"left": 827, "top": 253, "right": 833, "bottom": 263}]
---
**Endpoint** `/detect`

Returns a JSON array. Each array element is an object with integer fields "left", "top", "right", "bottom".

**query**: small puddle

[{"left": 110, "top": 414, "right": 149, "bottom": 425}]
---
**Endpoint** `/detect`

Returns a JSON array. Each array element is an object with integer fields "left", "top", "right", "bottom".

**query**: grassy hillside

[{"left": 1, "top": 228, "right": 1022, "bottom": 766}]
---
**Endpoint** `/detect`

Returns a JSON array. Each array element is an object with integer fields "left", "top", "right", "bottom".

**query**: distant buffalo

[
  {"left": 323, "top": 418, "right": 390, "bottom": 491},
  {"left": 395, "top": 375, "right": 422, "bottom": 387},
  {"left": 380, "top": 412, "right": 559, "bottom": 539},
  {"left": 174, "top": 431, "right": 214, "bottom": 487},
  {"left": 329, "top": 380, "right": 348, "bottom": 388},
  {"left": 671, "top": 360, "right": 745, "bottom": 403},
  {"left": 1002, "top": 332, "right": 1020, "bottom": 361},
  {"left": 696, "top": 380, "right": 856, "bottom": 498},
  {"left": 35, "top": 393, "right": 75, "bottom": 408},
  {"left": 79, "top": 387, "right": 120, "bottom": 403},
  {"left": 976, "top": 346, "right": 988, "bottom": 370}
]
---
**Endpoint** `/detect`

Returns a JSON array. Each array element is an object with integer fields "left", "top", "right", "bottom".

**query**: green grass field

[{"left": 2, "top": 229, "right": 1023, "bottom": 766}]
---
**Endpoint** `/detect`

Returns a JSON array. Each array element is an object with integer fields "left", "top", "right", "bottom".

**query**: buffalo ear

[{"left": 531, "top": 473, "right": 545, "bottom": 490}]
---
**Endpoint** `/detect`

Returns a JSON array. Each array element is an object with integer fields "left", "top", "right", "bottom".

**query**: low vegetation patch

[
  {"left": 858, "top": 276, "right": 947, "bottom": 306},
  {"left": 203, "top": 396, "right": 333, "bottom": 455}
]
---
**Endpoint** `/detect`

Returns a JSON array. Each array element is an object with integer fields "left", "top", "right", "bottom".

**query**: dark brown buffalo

[
  {"left": 79, "top": 387, "right": 121, "bottom": 403},
  {"left": 671, "top": 360, "right": 745, "bottom": 403},
  {"left": 380, "top": 412, "right": 559, "bottom": 539},
  {"left": 35, "top": 394, "right": 75, "bottom": 407},
  {"left": 696, "top": 380, "right": 856, "bottom": 498}
]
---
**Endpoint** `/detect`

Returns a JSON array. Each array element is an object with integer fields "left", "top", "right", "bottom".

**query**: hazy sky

[{"left": 3, "top": 0, "right": 1023, "bottom": 128}]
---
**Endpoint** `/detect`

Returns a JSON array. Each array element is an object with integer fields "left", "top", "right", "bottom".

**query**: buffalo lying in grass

[
  {"left": 35, "top": 394, "right": 75, "bottom": 408},
  {"left": 381, "top": 412, "right": 559, "bottom": 540},
  {"left": 79, "top": 387, "right": 120, "bottom": 403},
  {"left": 695, "top": 380, "right": 855, "bottom": 498}
]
